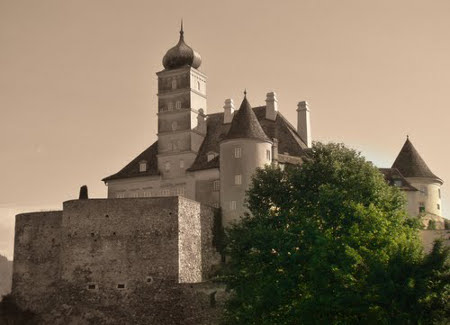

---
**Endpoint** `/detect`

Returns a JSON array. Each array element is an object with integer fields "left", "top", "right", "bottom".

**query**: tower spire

[{"left": 180, "top": 19, "right": 184, "bottom": 40}]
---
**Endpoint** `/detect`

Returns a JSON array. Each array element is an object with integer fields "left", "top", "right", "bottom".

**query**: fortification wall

[
  {"left": 12, "top": 211, "right": 62, "bottom": 311},
  {"left": 60, "top": 197, "right": 182, "bottom": 293}
]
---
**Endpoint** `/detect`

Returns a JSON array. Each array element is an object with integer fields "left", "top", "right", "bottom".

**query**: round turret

[
  {"left": 162, "top": 23, "right": 202, "bottom": 70},
  {"left": 219, "top": 94, "right": 273, "bottom": 225}
]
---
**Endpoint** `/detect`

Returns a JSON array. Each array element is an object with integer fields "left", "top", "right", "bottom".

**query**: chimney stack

[
  {"left": 265, "top": 92, "right": 278, "bottom": 121},
  {"left": 223, "top": 99, "right": 235, "bottom": 124},
  {"left": 297, "top": 101, "right": 311, "bottom": 148},
  {"left": 79, "top": 185, "right": 88, "bottom": 200}
]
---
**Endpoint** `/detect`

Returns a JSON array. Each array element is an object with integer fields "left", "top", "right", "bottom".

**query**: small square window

[
  {"left": 234, "top": 147, "right": 242, "bottom": 158},
  {"left": 393, "top": 180, "right": 402, "bottom": 187},
  {"left": 230, "top": 201, "right": 237, "bottom": 210},
  {"left": 213, "top": 180, "right": 220, "bottom": 191},
  {"left": 235, "top": 174, "right": 242, "bottom": 185},
  {"left": 117, "top": 283, "right": 126, "bottom": 289},
  {"left": 139, "top": 161, "right": 147, "bottom": 172},
  {"left": 87, "top": 283, "right": 97, "bottom": 290}
]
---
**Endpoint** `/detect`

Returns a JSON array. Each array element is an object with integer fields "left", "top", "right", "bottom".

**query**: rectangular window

[
  {"left": 143, "top": 191, "right": 152, "bottom": 197},
  {"left": 164, "top": 162, "right": 171, "bottom": 172},
  {"left": 139, "top": 161, "right": 147, "bottom": 172},
  {"left": 87, "top": 283, "right": 97, "bottom": 290},
  {"left": 131, "top": 192, "right": 139, "bottom": 198},
  {"left": 213, "top": 180, "right": 220, "bottom": 191},
  {"left": 437, "top": 204, "right": 440, "bottom": 210},
  {"left": 117, "top": 283, "right": 126, "bottom": 289},
  {"left": 266, "top": 149, "right": 271, "bottom": 161},
  {"left": 234, "top": 147, "right": 242, "bottom": 158},
  {"left": 230, "top": 201, "right": 237, "bottom": 210},
  {"left": 179, "top": 160, "right": 185, "bottom": 168},
  {"left": 175, "top": 101, "right": 181, "bottom": 109},
  {"left": 116, "top": 193, "right": 125, "bottom": 199},
  {"left": 235, "top": 174, "right": 242, "bottom": 185},
  {"left": 419, "top": 202, "right": 425, "bottom": 213},
  {"left": 438, "top": 188, "right": 441, "bottom": 198},
  {"left": 162, "top": 189, "right": 170, "bottom": 196}
]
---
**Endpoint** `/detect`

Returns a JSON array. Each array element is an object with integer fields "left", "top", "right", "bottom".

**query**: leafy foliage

[{"left": 220, "top": 143, "right": 450, "bottom": 325}]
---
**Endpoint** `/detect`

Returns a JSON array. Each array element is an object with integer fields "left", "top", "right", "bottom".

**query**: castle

[{"left": 10, "top": 26, "right": 446, "bottom": 324}]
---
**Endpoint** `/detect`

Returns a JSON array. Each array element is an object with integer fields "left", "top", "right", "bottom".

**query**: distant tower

[
  {"left": 219, "top": 94, "right": 273, "bottom": 225},
  {"left": 157, "top": 22, "right": 207, "bottom": 179},
  {"left": 392, "top": 137, "right": 444, "bottom": 221}
]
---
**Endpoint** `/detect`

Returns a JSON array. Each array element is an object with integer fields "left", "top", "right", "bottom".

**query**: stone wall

[
  {"left": 12, "top": 211, "right": 62, "bottom": 311},
  {"left": 11, "top": 197, "right": 223, "bottom": 324}
]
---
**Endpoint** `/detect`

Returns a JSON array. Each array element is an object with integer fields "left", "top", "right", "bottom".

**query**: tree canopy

[{"left": 221, "top": 142, "right": 450, "bottom": 325}]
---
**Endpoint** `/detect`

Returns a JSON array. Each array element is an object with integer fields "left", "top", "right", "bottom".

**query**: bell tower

[{"left": 156, "top": 23, "right": 207, "bottom": 179}]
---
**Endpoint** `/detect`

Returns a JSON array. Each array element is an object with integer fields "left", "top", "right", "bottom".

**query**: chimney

[
  {"left": 297, "top": 101, "right": 311, "bottom": 148},
  {"left": 223, "top": 99, "right": 235, "bottom": 124},
  {"left": 265, "top": 92, "right": 278, "bottom": 121}
]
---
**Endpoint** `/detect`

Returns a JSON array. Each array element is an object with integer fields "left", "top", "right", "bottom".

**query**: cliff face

[{"left": 0, "top": 255, "right": 12, "bottom": 299}]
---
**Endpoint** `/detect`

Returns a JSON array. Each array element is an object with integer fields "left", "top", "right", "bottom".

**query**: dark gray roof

[
  {"left": 102, "top": 141, "right": 160, "bottom": 182},
  {"left": 103, "top": 105, "right": 308, "bottom": 180},
  {"left": 379, "top": 168, "right": 418, "bottom": 191},
  {"left": 392, "top": 138, "right": 442, "bottom": 182},
  {"left": 188, "top": 106, "right": 307, "bottom": 172},
  {"left": 223, "top": 96, "right": 271, "bottom": 142}
]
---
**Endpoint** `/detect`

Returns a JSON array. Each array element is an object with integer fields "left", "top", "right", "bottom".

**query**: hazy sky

[{"left": 1, "top": 0, "right": 449, "bottom": 259}]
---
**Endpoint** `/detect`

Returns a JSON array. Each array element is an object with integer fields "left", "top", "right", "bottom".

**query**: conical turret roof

[
  {"left": 392, "top": 137, "right": 442, "bottom": 183},
  {"left": 224, "top": 95, "right": 270, "bottom": 142}
]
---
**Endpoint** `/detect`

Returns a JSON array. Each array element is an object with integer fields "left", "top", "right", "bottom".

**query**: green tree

[{"left": 221, "top": 143, "right": 449, "bottom": 325}]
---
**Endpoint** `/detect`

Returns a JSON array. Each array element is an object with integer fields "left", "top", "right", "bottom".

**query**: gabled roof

[
  {"left": 392, "top": 137, "right": 442, "bottom": 182},
  {"left": 223, "top": 96, "right": 271, "bottom": 142},
  {"left": 102, "top": 141, "right": 160, "bottom": 182},
  {"left": 379, "top": 168, "right": 418, "bottom": 191}
]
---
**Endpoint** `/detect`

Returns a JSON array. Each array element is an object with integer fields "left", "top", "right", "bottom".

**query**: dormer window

[
  {"left": 393, "top": 180, "right": 402, "bottom": 187},
  {"left": 139, "top": 160, "right": 147, "bottom": 172},
  {"left": 171, "top": 79, "right": 177, "bottom": 90},
  {"left": 207, "top": 151, "right": 218, "bottom": 162}
]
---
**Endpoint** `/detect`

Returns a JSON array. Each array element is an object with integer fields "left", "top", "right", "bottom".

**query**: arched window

[
  {"left": 171, "top": 79, "right": 177, "bottom": 90},
  {"left": 175, "top": 101, "right": 181, "bottom": 109}
]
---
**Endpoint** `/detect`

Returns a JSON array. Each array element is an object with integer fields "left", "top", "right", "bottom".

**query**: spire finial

[
  {"left": 407, "top": 134, "right": 409, "bottom": 140},
  {"left": 244, "top": 89, "right": 247, "bottom": 97},
  {"left": 180, "top": 19, "right": 184, "bottom": 38}
]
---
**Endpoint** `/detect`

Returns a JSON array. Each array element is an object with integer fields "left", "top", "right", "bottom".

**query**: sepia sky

[{"left": 1, "top": 0, "right": 450, "bottom": 259}]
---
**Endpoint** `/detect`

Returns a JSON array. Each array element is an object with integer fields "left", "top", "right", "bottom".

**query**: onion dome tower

[
  {"left": 162, "top": 21, "right": 202, "bottom": 70},
  {"left": 392, "top": 136, "right": 443, "bottom": 220},
  {"left": 156, "top": 22, "right": 207, "bottom": 187},
  {"left": 219, "top": 92, "right": 273, "bottom": 225}
]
